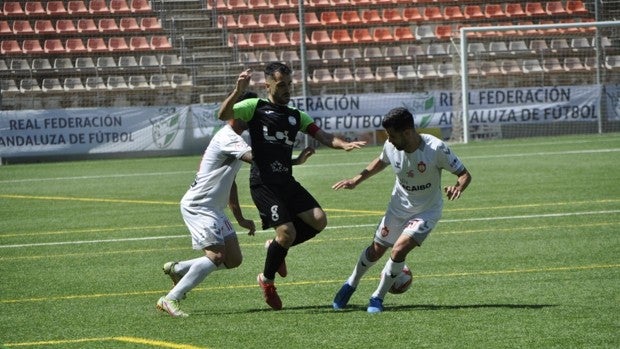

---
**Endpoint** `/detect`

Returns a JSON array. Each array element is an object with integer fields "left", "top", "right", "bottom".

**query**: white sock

[
  {"left": 347, "top": 247, "right": 377, "bottom": 288},
  {"left": 167, "top": 256, "right": 218, "bottom": 300},
  {"left": 371, "top": 258, "right": 405, "bottom": 300},
  {"left": 173, "top": 256, "right": 209, "bottom": 277}
]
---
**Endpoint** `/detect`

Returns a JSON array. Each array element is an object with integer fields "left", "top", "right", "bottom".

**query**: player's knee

[
  {"left": 310, "top": 213, "right": 327, "bottom": 232},
  {"left": 224, "top": 255, "right": 242, "bottom": 269}
]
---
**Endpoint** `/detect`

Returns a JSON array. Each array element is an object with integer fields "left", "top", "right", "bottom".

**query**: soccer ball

[{"left": 389, "top": 266, "right": 413, "bottom": 294}]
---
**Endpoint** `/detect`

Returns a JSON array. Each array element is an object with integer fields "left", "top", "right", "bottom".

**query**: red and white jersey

[
  {"left": 380, "top": 134, "right": 464, "bottom": 216},
  {"left": 181, "top": 124, "right": 251, "bottom": 211}
]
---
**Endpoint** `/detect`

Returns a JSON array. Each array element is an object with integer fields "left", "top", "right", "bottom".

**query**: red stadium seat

[
  {"left": 362, "top": 9, "right": 382, "bottom": 24},
  {"left": 373, "top": 27, "right": 393, "bottom": 42},
  {"left": 237, "top": 14, "right": 259, "bottom": 29},
  {"left": 228, "top": 33, "right": 248, "bottom": 48},
  {"left": 331, "top": 29, "right": 353, "bottom": 44},
  {"left": 505, "top": 3, "right": 527, "bottom": 18},
  {"left": 140, "top": 17, "right": 162, "bottom": 31},
  {"left": 248, "top": 32, "right": 270, "bottom": 47},
  {"left": 89, "top": 0, "right": 111, "bottom": 14},
  {"left": 269, "top": 31, "right": 290, "bottom": 46},
  {"left": 259, "top": 13, "right": 279, "bottom": 28},
  {"left": 484, "top": 4, "right": 506, "bottom": 18},
  {"left": 55, "top": 19, "right": 77, "bottom": 34},
  {"left": 12, "top": 20, "right": 34, "bottom": 35},
  {"left": 321, "top": 11, "right": 340, "bottom": 26},
  {"left": 304, "top": 12, "right": 321, "bottom": 27},
  {"left": 545, "top": 1, "right": 567, "bottom": 15},
  {"left": 403, "top": 8, "right": 423, "bottom": 21},
  {"left": 393, "top": 26, "right": 415, "bottom": 42},
  {"left": 44, "top": 39, "right": 65, "bottom": 54},
  {"left": 382, "top": 9, "right": 403, "bottom": 23},
  {"left": 423, "top": 6, "right": 442, "bottom": 21},
  {"left": 65, "top": 38, "right": 87, "bottom": 53},
  {"left": 218, "top": 14, "right": 237, "bottom": 29},
  {"left": 110, "top": 0, "right": 132, "bottom": 14},
  {"left": 525, "top": 2, "right": 546, "bottom": 16},
  {"left": 311, "top": 30, "right": 331, "bottom": 45},
  {"left": 77, "top": 19, "right": 98, "bottom": 34},
  {"left": 248, "top": 0, "right": 270, "bottom": 9},
  {"left": 22, "top": 39, "right": 44, "bottom": 54},
  {"left": 108, "top": 37, "right": 130, "bottom": 51},
  {"left": 1, "top": 40, "right": 22, "bottom": 55},
  {"left": 87, "top": 37, "right": 108, "bottom": 52},
  {"left": 443, "top": 6, "right": 464, "bottom": 20},
  {"left": 35, "top": 20, "right": 56, "bottom": 35},
  {"left": 150, "top": 36, "right": 172, "bottom": 50},
  {"left": 25, "top": 2, "right": 46, "bottom": 15},
  {"left": 3, "top": 2, "right": 25, "bottom": 17},
  {"left": 46, "top": 1, "right": 68, "bottom": 16},
  {"left": 0, "top": 21, "right": 11, "bottom": 35},
  {"left": 464, "top": 5, "right": 484, "bottom": 19},
  {"left": 279, "top": 13, "right": 299, "bottom": 28},
  {"left": 352, "top": 28, "right": 373, "bottom": 43},
  {"left": 67, "top": 1, "right": 89, "bottom": 15},
  {"left": 129, "top": 36, "right": 151, "bottom": 51},
  {"left": 341, "top": 11, "right": 362, "bottom": 25},
  {"left": 120, "top": 17, "right": 141, "bottom": 32},
  {"left": 98, "top": 18, "right": 120, "bottom": 33},
  {"left": 566, "top": 0, "right": 589, "bottom": 15}
]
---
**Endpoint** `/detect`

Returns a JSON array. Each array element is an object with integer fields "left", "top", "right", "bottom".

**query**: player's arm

[
  {"left": 218, "top": 69, "right": 252, "bottom": 121},
  {"left": 292, "top": 147, "right": 315, "bottom": 166},
  {"left": 228, "top": 179, "right": 256, "bottom": 236},
  {"left": 332, "top": 157, "right": 388, "bottom": 190},
  {"left": 444, "top": 168, "right": 472, "bottom": 201},
  {"left": 311, "top": 127, "right": 367, "bottom": 151}
]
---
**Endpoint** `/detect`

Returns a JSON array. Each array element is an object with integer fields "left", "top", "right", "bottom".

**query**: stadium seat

[
  {"left": 3, "top": 2, "right": 25, "bottom": 17},
  {"left": 499, "top": 59, "right": 521, "bottom": 74},
  {"left": 289, "top": 31, "right": 309, "bottom": 45},
  {"left": 53, "top": 58, "right": 73, "bottom": 70},
  {"left": 341, "top": 11, "right": 362, "bottom": 25},
  {"left": 237, "top": 14, "right": 259, "bottom": 28},
  {"left": 0, "top": 79, "right": 20, "bottom": 94},
  {"left": 35, "top": 20, "right": 56, "bottom": 35},
  {"left": 480, "top": 61, "right": 501, "bottom": 76},
  {"left": 311, "top": 30, "right": 331, "bottom": 45},
  {"left": 42, "top": 78, "right": 63, "bottom": 92},
  {"left": 382, "top": 9, "right": 403, "bottom": 23},
  {"left": 56, "top": 20, "right": 77, "bottom": 34},
  {"left": 150, "top": 74, "right": 170, "bottom": 88},
  {"left": 280, "top": 50, "right": 300, "bottom": 63},
  {"left": 32, "top": 58, "right": 52, "bottom": 71},
  {"left": 405, "top": 44, "right": 425, "bottom": 58},
  {"left": 309, "top": 0, "right": 331, "bottom": 7},
  {"left": 529, "top": 39, "right": 549, "bottom": 53},
  {"left": 10, "top": 59, "right": 30, "bottom": 72},
  {"left": 107, "top": 76, "right": 128, "bottom": 90},
  {"left": 373, "top": 27, "right": 393, "bottom": 42},
  {"left": 505, "top": 3, "right": 527, "bottom": 17},
  {"left": 437, "top": 62, "right": 458, "bottom": 77},
  {"left": 227, "top": 0, "right": 248, "bottom": 10},
  {"left": 259, "top": 50, "right": 278, "bottom": 62},
  {"left": 363, "top": 46, "right": 382, "bottom": 60},
  {"left": 161, "top": 54, "right": 181, "bottom": 67},
  {"left": 20, "top": 79, "right": 42, "bottom": 93},
  {"left": 354, "top": 67, "right": 374, "bottom": 82},
  {"left": 566, "top": 0, "right": 589, "bottom": 15},
  {"left": 108, "top": 37, "right": 130, "bottom": 52},
  {"left": 396, "top": 65, "right": 416, "bottom": 79},
  {"left": 207, "top": 0, "right": 227, "bottom": 11},
  {"left": 467, "top": 42, "right": 486, "bottom": 57},
  {"left": 120, "top": 17, "right": 141, "bottom": 32},
  {"left": 394, "top": 27, "right": 415, "bottom": 42},
  {"left": 25, "top": 2, "right": 46, "bottom": 15},
  {"left": 525, "top": 2, "right": 546, "bottom": 16},
  {"left": 141, "top": 17, "right": 162, "bottom": 32},
  {"left": 488, "top": 41, "right": 508, "bottom": 55},
  {"left": 129, "top": 36, "right": 151, "bottom": 51},
  {"left": 0, "top": 21, "right": 10, "bottom": 35},
  {"left": 464, "top": 5, "right": 484, "bottom": 19},
  {"left": 228, "top": 33, "right": 248, "bottom": 47},
  {"left": 563, "top": 57, "right": 586, "bottom": 71},
  {"left": 304, "top": 12, "right": 321, "bottom": 27},
  {"left": 521, "top": 59, "right": 542, "bottom": 74},
  {"left": 353, "top": 28, "right": 373, "bottom": 43},
  {"left": 75, "top": 57, "right": 96, "bottom": 71},
  {"left": 46, "top": 1, "right": 68, "bottom": 15},
  {"left": 321, "top": 11, "right": 340, "bottom": 26},
  {"left": 63, "top": 77, "right": 85, "bottom": 91},
  {"left": 362, "top": 10, "right": 382, "bottom": 24},
  {"left": 427, "top": 43, "right": 447, "bottom": 57},
  {"left": 128, "top": 75, "right": 150, "bottom": 89},
  {"left": 403, "top": 8, "right": 423, "bottom": 21},
  {"left": 139, "top": 55, "right": 160, "bottom": 67},
  {"left": 384, "top": 46, "right": 404, "bottom": 61},
  {"left": 248, "top": 32, "right": 270, "bottom": 47},
  {"left": 550, "top": 38, "right": 570, "bottom": 53},
  {"left": 87, "top": 38, "right": 108, "bottom": 52},
  {"left": 85, "top": 76, "right": 106, "bottom": 90},
  {"left": 570, "top": 37, "right": 591, "bottom": 51},
  {"left": 12, "top": 20, "right": 34, "bottom": 35},
  {"left": 415, "top": 25, "right": 435, "bottom": 40},
  {"left": 321, "top": 48, "right": 341, "bottom": 63},
  {"left": 65, "top": 38, "right": 87, "bottom": 53},
  {"left": 171, "top": 74, "right": 192, "bottom": 88},
  {"left": 279, "top": 13, "right": 299, "bottom": 28},
  {"left": 269, "top": 31, "right": 290, "bottom": 46},
  {"left": 150, "top": 36, "right": 172, "bottom": 50},
  {"left": 97, "top": 56, "right": 117, "bottom": 69},
  {"left": 508, "top": 40, "right": 528, "bottom": 54},
  {"left": 270, "top": 0, "right": 292, "bottom": 9},
  {"left": 375, "top": 66, "right": 396, "bottom": 81},
  {"left": 332, "top": 29, "right": 353, "bottom": 44},
  {"left": 44, "top": 39, "right": 65, "bottom": 54},
  {"left": 312, "top": 68, "right": 332, "bottom": 84},
  {"left": 423, "top": 6, "right": 442, "bottom": 21},
  {"left": 78, "top": 19, "right": 98, "bottom": 34},
  {"left": 218, "top": 14, "right": 237, "bottom": 29},
  {"left": 333, "top": 68, "right": 354, "bottom": 83},
  {"left": 435, "top": 25, "right": 453, "bottom": 40},
  {"left": 259, "top": 13, "right": 279, "bottom": 28},
  {"left": 68, "top": 1, "right": 89, "bottom": 15},
  {"left": 119, "top": 56, "right": 139, "bottom": 69},
  {"left": 99, "top": 18, "right": 120, "bottom": 33},
  {"left": 22, "top": 40, "right": 44, "bottom": 54},
  {"left": 306, "top": 49, "right": 321, "bottom": 61},
  {"left": 443, "top": 6, "right": 464, "bottom": 20},
  {"left": 417, "top": 63, "right": 438, "bottom": 79},
  {"left": 89, "top": 0, "right": 110, "bottom": 14},
  {"left": 542, "top": 58, "right": 564, "bottom": 73},
  {"left": 342, "top": 47, "right": 362, "bottom": 61},
  {"left": 111, "top": 0, "right": 132, "bottom": 14},
  {"left": 605, "top": 55, "right": 620, "bottom": 70},
  {"left": 545, "top": 1, "right": 566, "bottom": 15},
  {"left": 484, "top": 4, "right": 505, "bottom": 18},
  {"left": 130, "top": 0, "right": 152, "bottom": 13}
]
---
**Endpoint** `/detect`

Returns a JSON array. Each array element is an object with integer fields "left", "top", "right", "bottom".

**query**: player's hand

[
  {"left": 332, "top": 178, "right": 357, "bottom": 190},
  {"left": 238, "top": 218, "right": 256, "bottom": 236},
  {"left": 444, "top": 186, "right": 463, "bottom": 201},
  {"left": 236, "top": 69, "right": 252, "bottom": 92},
  {"left": 343, "top": 140, "right": 367, "bottom": 151},
  {"left": 296, "top": 147, "right": 315, "bottom": 165}
]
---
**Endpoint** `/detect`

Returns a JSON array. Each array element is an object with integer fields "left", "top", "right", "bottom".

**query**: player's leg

[{"left": 222, "top": 233, "right": 243, "bottom": 269}]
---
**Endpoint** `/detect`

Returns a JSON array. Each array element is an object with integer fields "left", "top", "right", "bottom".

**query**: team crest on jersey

[
  {"left": 288, "top": 116, "right": 297, "bottom": 126},
  {"left": 151, "top": 107, "right": 181, "bottom": 149},
  {"left": 417, "top": 161, "right": 426, "bottom": 173},
  {"left": 381, "top": 226, "right": 389, "bottom": 237}
]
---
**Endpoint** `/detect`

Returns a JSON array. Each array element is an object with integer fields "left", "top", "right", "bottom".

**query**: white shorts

[
  {"left": 373, "top": 209, "right": 440, "bottom": 247},
  {"left": 180, "top": 205, "right": 236, "bottom": 250}
]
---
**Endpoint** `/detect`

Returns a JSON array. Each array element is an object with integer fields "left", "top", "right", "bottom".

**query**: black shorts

[{"left": 250, "top": 180, "right": 321, "bottom": 230}]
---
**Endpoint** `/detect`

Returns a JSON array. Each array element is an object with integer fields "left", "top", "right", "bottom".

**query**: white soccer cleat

[{"left": 156, "top": 296, "right": 188, "bottom": 318}]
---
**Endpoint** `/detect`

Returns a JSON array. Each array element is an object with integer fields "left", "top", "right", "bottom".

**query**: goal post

[{"left": 456, "top": 20, "right": 620, "bottom": 143}]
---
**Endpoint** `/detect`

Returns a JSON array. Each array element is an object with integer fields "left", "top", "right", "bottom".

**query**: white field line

[
  {"left": 1, "top": 209, "right": 618, "bottom": 249},
  {"left": 0, "top": 148, "right": 618, "bottom": 184}
]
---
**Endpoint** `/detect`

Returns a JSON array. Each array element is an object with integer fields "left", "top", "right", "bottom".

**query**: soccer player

[
  {"left": 218, "top": 63, "right": 366, "bottom": 310},
  {"left": 331, "top": 107, "right": 472, "bottom": 313},
  {"left": 157, "top": 91, "right": 314, "bottom": 317}
]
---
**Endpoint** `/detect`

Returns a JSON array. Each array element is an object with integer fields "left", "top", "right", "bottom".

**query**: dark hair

[
  {"left": 264, "top": 62, "right": 292, "bottom": 79},
  {"left": 237, "top": 91, "right": 258, "bottom": 102},
  {"left": 381, "top": 107, "right": 415, "bottom": 130}
]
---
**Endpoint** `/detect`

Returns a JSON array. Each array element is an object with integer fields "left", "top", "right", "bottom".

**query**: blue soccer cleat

[
  {"left": 333, "top": 282, "right": 356, "bottom": 310},
  {"left": 367, "top": 297, "right": 384, "bottom": 313}
]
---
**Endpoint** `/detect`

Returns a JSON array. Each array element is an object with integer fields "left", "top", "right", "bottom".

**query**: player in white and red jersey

[{"left": 332, "top": 107, "right": 472, "bottom": 313}]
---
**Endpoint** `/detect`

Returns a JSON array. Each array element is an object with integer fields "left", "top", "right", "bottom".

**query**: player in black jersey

[{"left": 219, "top": 62, "right": 366, "bottom": 310}]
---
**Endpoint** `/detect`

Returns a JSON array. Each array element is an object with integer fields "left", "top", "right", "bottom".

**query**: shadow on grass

[{"left": 192, "top": 303, "right": 557, "bottom": 315}]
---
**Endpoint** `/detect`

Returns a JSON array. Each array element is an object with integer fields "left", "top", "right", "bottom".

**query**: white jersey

[
  {"left": 180, "top": 124, "right": 251, "bottom": 212},
  {"left": 380, "top": 134, "right": 464, "bottom": 217}
]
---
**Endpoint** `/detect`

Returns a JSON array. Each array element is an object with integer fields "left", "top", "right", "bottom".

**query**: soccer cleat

[
  {"left": 367, "top": 297, "right": 384, "bottom": 314},
  {"left": 332, "top": 282, "right": 356, "bottom": 310},
  {"left": 156, "top": 296, "right": 189, "bottom": 317},
  {"left": 163, "top": 261, "right": 186, "bottom": 299},
  {"left": 257, "top": 273, "right": 282, "bottom": 310},
  {"left": 265, "top": 239, "right": 287, "bottom": 278}
]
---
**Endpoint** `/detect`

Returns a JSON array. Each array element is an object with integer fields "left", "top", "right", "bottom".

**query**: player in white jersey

[{"left": 331, "top": 107, "right": 472, "bottom": 313}]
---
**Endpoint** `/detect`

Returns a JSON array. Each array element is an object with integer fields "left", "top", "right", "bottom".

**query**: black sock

[{"left": 264, "top": 240, "right": 288, "bottom": 280}]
